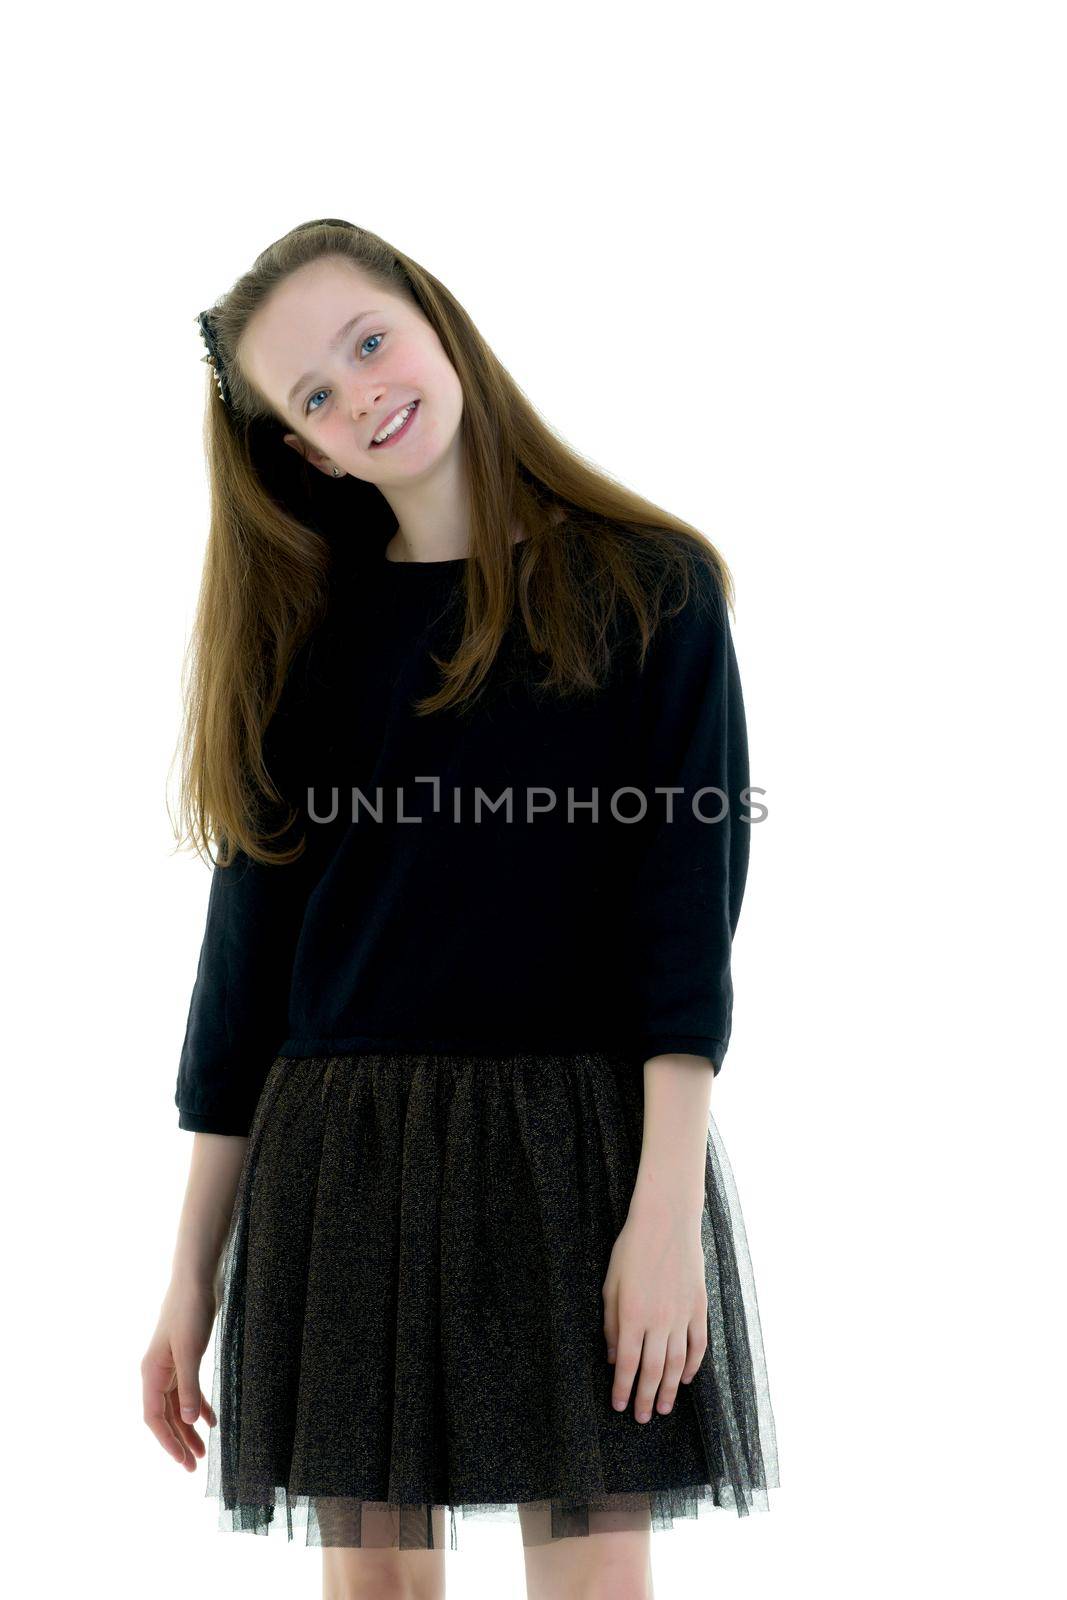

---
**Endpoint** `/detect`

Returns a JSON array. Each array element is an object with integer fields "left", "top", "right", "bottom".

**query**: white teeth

[{"left": 373, "top": 402, "right": 416, "bottom": 444}]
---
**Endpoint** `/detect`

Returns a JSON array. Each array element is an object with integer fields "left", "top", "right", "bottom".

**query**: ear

[{"left": 282, "top": 432, "right": 338, "bottom": 476}]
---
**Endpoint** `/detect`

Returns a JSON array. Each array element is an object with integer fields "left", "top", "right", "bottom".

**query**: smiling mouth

[{"left": 369, "top": 398, "right": 420, "bottom": 447}]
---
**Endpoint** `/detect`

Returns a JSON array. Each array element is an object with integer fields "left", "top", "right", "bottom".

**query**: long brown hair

[{"left": 170, "top": 218, "right": 737, "bottom": 868}]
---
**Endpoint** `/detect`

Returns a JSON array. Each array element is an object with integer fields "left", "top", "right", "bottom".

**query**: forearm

[
  {"left": 171, "top": 1133, "right": 249, "bottom": 1292},
  {"left": 631, "top": 1054, "right": 713, "bottom": 1217}
]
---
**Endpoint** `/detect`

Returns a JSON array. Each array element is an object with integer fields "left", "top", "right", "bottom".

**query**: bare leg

[
  {"left": 319, "top": 1501, "right": 447, "bottom": 1600},
  {"left": 519, "top": 1501, "right": 654, "bottom": 1600}
]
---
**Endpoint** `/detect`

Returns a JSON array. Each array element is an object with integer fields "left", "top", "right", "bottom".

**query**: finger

[
  {"left": 680, "top": 1312, "right": 709, "bottom": 1384},
  {"left": 163, "top": 1389, "right": 203, "bottom": 1471},
  {"left": 610, "top": 1330, "right": 644, "bottom": 1413},
  {"left": 166, "top": 1389, "right": 209, "bottom": 1460},
  {"left": 175, "top": 1360, "right": 204, "bottom": 1427},
  {"left": 143, "top": 1370, "right": 189, "bottom": 1465},
  {"left": 633, "top": 1329, "right": 668, "bottom": 1423},
  {"left": 654, "top": 1328, "right": 689, "bottom": 1415},
  {"left": 177, "top": 1384, "right": 215, "bottom": 1443}
]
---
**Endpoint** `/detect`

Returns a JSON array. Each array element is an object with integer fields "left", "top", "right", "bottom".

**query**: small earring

[{"left": 331, "top": 467, "right": 341, "bottom": 477}]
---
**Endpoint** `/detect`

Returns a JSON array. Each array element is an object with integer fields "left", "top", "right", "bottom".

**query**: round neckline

[
  {"left": 382, "top": 553, "right": 467, "bottom": 569},
  {"left": 379, "top": 538, "right": 528, "bottom": 572}
]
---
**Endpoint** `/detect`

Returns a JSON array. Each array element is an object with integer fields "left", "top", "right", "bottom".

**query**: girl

[{"left": 142, "top": 218, "right": 778, "bottom": 1600}]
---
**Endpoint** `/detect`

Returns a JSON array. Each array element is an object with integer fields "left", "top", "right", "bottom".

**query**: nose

[{"left": 348, "top": 383, "right": 384, "bottom": 422}]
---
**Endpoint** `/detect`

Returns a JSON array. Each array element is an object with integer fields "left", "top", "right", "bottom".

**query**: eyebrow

[{"left": 285, "top": 309, "right": 382, "bottom": 410}]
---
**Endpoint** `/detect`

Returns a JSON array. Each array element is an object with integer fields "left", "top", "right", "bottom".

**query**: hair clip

[{"left": 196, "top": 311, "right": 233, "bottom": 408}]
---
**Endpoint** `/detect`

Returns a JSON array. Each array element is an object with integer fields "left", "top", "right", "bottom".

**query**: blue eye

[{"left": 305, "top": 332, "right": 385, "bottom": 415}]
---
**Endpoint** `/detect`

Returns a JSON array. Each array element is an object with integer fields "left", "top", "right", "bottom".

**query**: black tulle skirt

[{"left": 202, "top": 1050, "right": 779, "bottom": 1550}]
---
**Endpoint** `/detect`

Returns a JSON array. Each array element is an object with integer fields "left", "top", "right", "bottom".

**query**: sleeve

[
  {"left": 622, "top": 554, "right": 751, "bottom": 1073},
  {"left": 173, "top": 641, "right": 328, "bottom": 1135}
]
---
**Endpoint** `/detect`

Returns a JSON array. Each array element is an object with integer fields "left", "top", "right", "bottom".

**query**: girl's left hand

[{"left": 601, "top": 1194, "right": 709, "bottom": 1422}]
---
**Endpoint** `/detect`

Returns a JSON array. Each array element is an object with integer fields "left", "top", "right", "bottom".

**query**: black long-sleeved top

[{"left": 174, "top": 535, "right": 751, "bottom": 1135}]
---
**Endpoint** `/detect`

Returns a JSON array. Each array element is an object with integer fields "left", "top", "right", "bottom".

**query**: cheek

[
  {"left": 407, "top": 332, "right": 462, "bottom": 401},
  {"left": 422, "top": 355, "right": 463, "bottom": 422}
]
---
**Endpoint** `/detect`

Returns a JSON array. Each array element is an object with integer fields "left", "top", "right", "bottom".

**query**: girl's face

[{"left": 238, "top": 255, "right": 464, "bottom": 485}]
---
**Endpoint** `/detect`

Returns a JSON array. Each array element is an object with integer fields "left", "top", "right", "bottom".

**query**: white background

[{"left": 2, "top": 2, "right": 1063, "bottom": 1595}]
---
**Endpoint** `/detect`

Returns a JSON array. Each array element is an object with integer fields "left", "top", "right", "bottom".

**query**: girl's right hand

[{"left": 141, "top": 1276, "right": 219, "bottom": 1470}]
